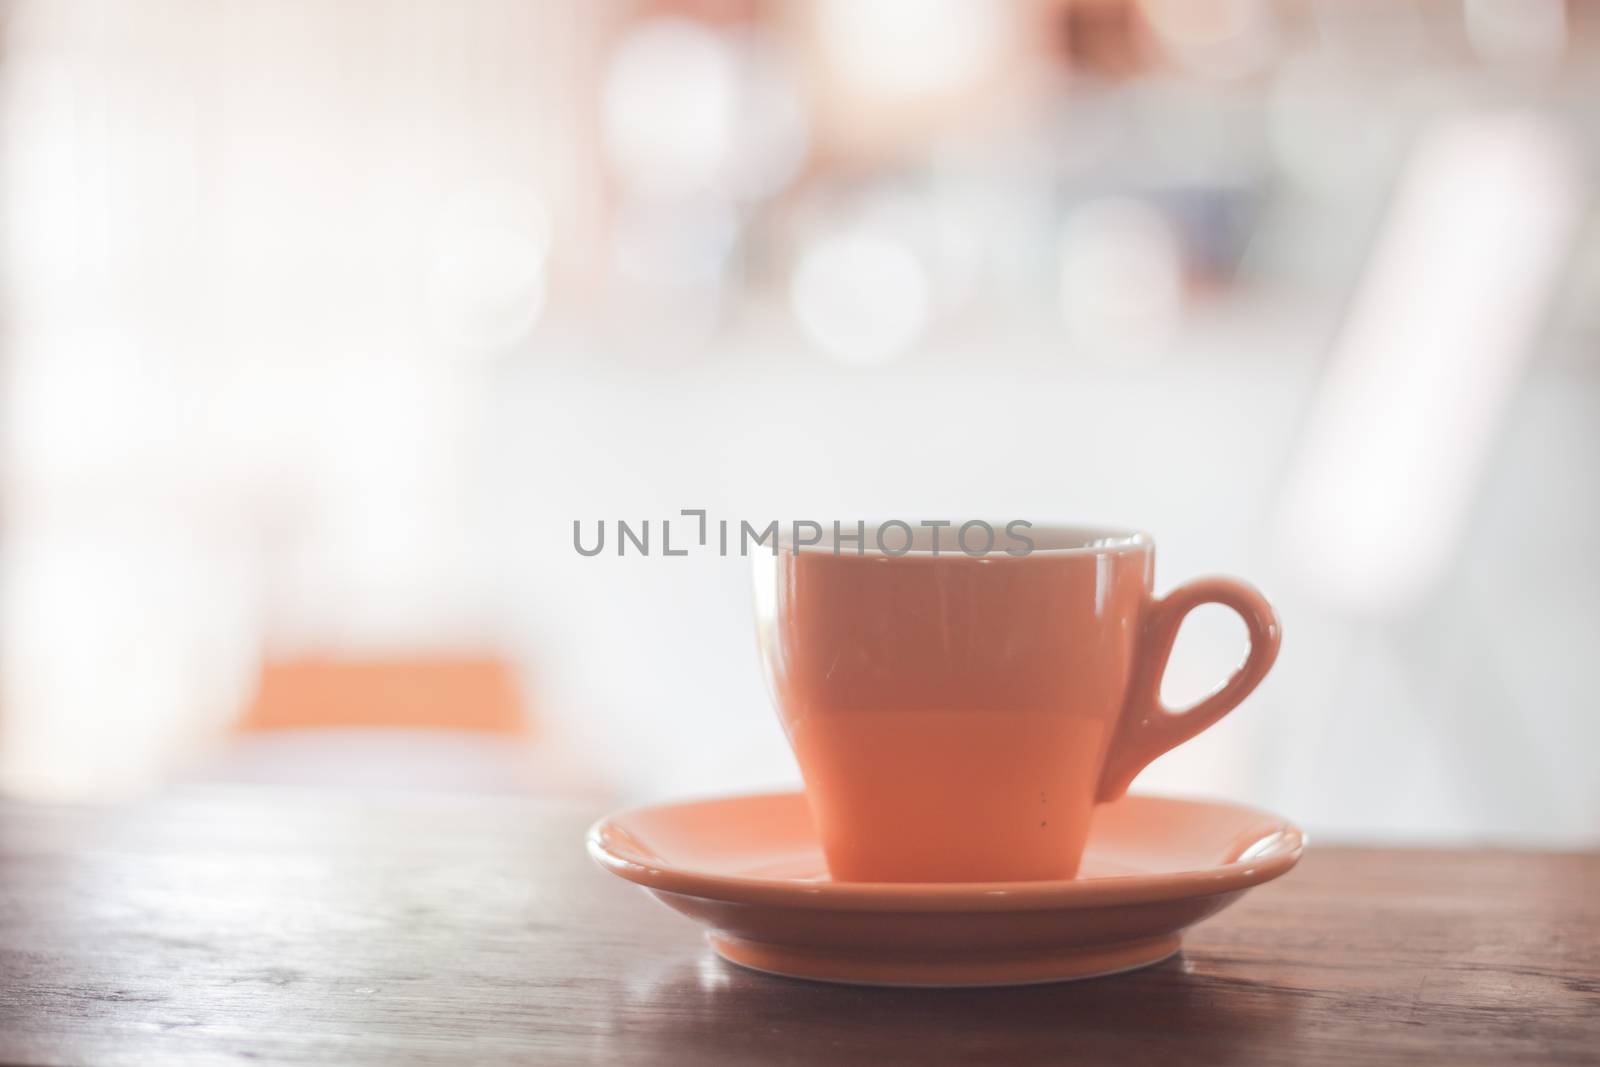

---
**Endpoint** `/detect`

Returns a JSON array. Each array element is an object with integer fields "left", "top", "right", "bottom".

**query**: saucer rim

[{"left": 587, "top": 791, "right": 1304, "bottom": 913}]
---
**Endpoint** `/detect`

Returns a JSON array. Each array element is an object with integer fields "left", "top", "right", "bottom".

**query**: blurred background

[{"left": 1, "top": 0, "right": 1596, "bottom": 846}]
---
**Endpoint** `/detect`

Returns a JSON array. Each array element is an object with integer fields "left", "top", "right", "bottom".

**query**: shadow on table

[{"left": 595, "top": 948, "right": 1312, "bottom": 1066}]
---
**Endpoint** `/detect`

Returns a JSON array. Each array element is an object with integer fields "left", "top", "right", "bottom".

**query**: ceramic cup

[{"left": 754, "top": 523, "right": 1280, "bottom": 883}]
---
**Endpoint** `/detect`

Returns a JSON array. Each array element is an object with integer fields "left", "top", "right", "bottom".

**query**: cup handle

[{"left": 1096, "top": 577, "right": 1281, "bottom": 802}]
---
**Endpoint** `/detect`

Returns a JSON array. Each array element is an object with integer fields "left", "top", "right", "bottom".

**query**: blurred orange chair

[
  {"left": 201, "top": 654, "right": 571, "bottom": 795},
  {"left": 207, "top": 654, "right": 605, "bottom": 797},
  {"left": 240, "top": 656, "right": 528, "bottom": 735}
]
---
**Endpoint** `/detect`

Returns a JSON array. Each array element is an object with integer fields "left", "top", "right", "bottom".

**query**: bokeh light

[
  {"left": 815, "top": 0, "right": 1013, "bottom": 99},
  {"left": 602, "top": 17, "right": 740, "bottom": 200},
  {"left": 791, "top": 228, "right": 931, "bottom": 366}
]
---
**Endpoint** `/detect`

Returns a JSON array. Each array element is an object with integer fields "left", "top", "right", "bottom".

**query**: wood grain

[{"left": 0, "top": 789, "right": 1595, "bottom": 1066}]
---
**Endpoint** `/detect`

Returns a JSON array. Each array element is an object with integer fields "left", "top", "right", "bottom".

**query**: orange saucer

[{"left": 588, "top": 791, "right": 1303, "bottom": 987}]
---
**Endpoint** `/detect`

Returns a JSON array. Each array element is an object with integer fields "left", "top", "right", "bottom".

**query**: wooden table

[{"left": 1, "top": 788, "right": 1595, "bottom": 1066}]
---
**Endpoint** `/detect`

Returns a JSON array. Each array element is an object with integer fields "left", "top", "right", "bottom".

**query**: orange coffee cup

[{"left": 754, "top": 522, "right": 1280, "bottom": 883}]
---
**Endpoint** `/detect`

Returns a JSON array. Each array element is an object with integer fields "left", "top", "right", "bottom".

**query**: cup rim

[{"left": 777, "top": 521, "right": 1151, "bottom": 559}]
